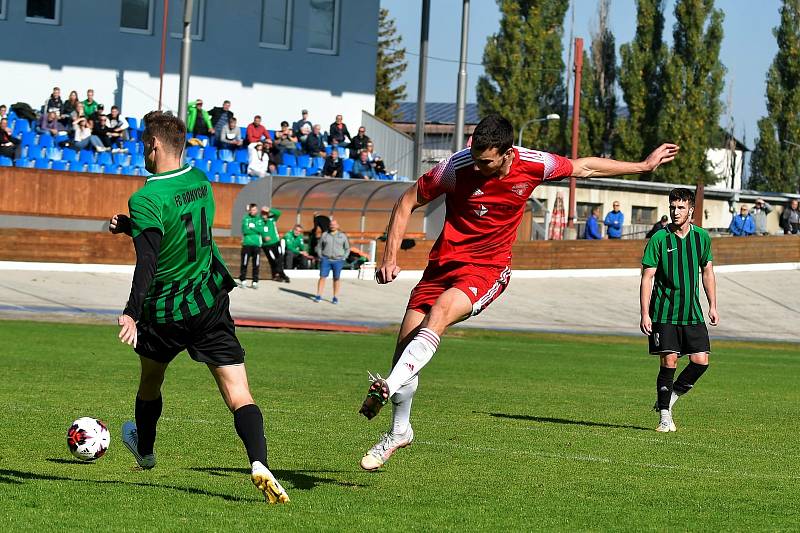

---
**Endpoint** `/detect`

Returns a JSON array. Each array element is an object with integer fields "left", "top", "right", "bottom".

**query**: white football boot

[
  {"left": 121, "top": 421, "right": 156, "bottom": 469},
  {"left": 251, "top": 461, "right": 290, "bottom": 504},
  {"left": 360, "top": 426, "right": 414, "bottom": 471},
  {"left": 655, "top": 410, "right": 677, "bottom": 433}
]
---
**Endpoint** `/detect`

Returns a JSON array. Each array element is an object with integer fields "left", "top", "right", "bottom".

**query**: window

[
  {"left": 576, "top": 202, "right": 602, "bottom": 221},
  {"left": 120, "top": 0, "right": 154, "bottom": 35},
  {"left": 170, "top": 0, "right": 204, "bottom": 40},
  {"left": 308, "top": 0, "right": 339, "bottom": 54},
  {"left": 632, "top": 206, "right": 657, "bottom": 225},
  {"left": 260, "top": 0, "right": 292, "bottom": 49},
  {"left": 26, "top": 0, "right": 61, "bottom": 25},
  {"left": 0, "top": 0, "right": 7, "bottom": 21}
]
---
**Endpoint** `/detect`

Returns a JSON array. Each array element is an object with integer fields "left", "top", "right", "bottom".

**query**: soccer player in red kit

[{"left": 357, "top": 114, "right": 679, "bottom": 471}]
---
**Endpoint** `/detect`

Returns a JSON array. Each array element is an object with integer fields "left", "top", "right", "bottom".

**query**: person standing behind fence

[
  {"left": 729, "top": 205, "right": 755, "bottom": 236},
  {"left": 315, "top": 220, "right": 349, "bottom": 304},
  {"left": 750, "top": 199, "right": 772, "bottom": 235},
  {"left": 781, "top": 199, "right": 799, "bottom": 234},
  {"left": 604, "top": 201, "right": 624, "bottom": 239},
  {"left": 238, "top": 204, "right": 262, "bottom": 288},
  {"left": 584, "top": 206, "right": 602, "bottom": 240},
  {"left": 260, "top": 206, "right": 290, "bottom": 283}
]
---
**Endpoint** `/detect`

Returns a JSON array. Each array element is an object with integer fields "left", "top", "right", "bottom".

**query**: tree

[
  {"left": 584, "top": 0, "right": 617, "bottom": 156},
  {"left": 656, "top": 0, "right": 725, "bottom": 185},
  {"left": 749, "top": 0, "right": 800, "bottom": 193},
  {"left": 614, "top": 0, "right": 667, "bottom": 167},
  {"left": 374, "top": 8, "right": 407, "bottom": 123},
  {"left": 477, "top": 0, "right": 568, "bottom": 152}
]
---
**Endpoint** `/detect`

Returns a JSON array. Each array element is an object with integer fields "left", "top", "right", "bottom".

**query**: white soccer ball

[{"left": 67, "top": 417, "right": 110, "bottom": 461}]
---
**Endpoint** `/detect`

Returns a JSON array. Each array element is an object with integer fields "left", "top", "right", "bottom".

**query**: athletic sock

[
  {"left": 233, "top": 404, "right": 268, "bottom": 467},
  {"left": 385, "top": 328, "right": 440, "bottom": 396},
  {"left": 390, "top": 374, "right": 418, "bottom": 435},
  {"left": 135, "top": 395, "right": 162, "bottom": 456},
  {"left": 673, "top": 362, "right": 709, "bottom": 395},
  {"left": 669, "top": 391, "right": 681, "bottom": 410},
  {"left": 656, "top": 367, "right": 676, "bottom": 411}
]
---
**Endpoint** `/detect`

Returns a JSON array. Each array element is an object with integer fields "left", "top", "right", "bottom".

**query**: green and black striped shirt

[
  {"left": 642, "top": 225, "right": 713, "bottom": 325},
  {"left": 128, "top": 165, "right": 235, "bottom": 324}
]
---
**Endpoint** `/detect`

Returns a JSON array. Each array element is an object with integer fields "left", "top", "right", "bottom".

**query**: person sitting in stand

[
  {"left": 106, "top": 106, "right": 129, "bottom": 144},
  {"left": 303, "top": 124, "right": 326, "bottom": 156},
  {"left": 350, "top": 150, "right": 375, "bottom": 180},
  {"left": 322, "top": 148, "right": 343, "bottom": 178},
  {"left": 218, "top": 117, "right": 243, "bottom": 150},
  {"left": 247, "top": 142, "right": 272, "bottom": 178},
  {"left": 72, "top": 118, "right": 107, "bottom": 152},
  {"left": 349, "top": 126, "right": 370, "bottom": 159},
  {"left": 37, "top": 111, "right": 66, "bottom": 137},
  {"left": 328, "top": 114, "right": 351, "bottom": 147},
  {"left": 0, "top": 118, "right": 21, "bottom": 159},
  {"left": 246, "top": 115, "right": 270, "bottom": 146},
  {"left": 283, "top": 224, "right": 313, "bottom": 270},
  {"left": 43, "top": 87, "right": 63, "bottom": 116},
  {"left": 275, "top": 121, "right": 299, "bottom": 156},
  {"left": 60, "top": 90, "right": 80, "bottom": 126},
  {"left": 187, "top": 99, "right": 214, "bottom": 140}
]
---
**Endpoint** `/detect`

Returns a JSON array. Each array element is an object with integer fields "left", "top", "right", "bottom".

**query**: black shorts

[
  {"left": 648, "top": 322, "right": 710, "bottom": 356},
  {"left": 135, "top": 292, "right": 245, "bottom": 367}
]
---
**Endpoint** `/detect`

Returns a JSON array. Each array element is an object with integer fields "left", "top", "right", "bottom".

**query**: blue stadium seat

[
  {"left": 21, "top": 131, "right": 36, "bottom": 146},
  {"left": 26, "top": 146, "right": 44, "bottom": 160},
  {"left": 236, "top": 175, "right": 251, "bottom": 185},
  {"left": 88, "top": 164, "right": 102, "bottom": 173},
  {"left": 13, "top": 120, "right": 31, "bottom": 135},
  {"left": 68, "top": 162, "right": 84, "bottom": 172},
  {"left": 209, "top": 160, "right": 226, "bottom": 175},
  {"left": 342, "top": 159, "right": 354, "bottom": 173},
  {"left": 186, "top": 145, "right": 202, "bottom": 159},
  {"left": 342, "top": 171, "right": 350, "bottom": 179},
  {"left": 239, "top": 127, "right": 247, "bottom": 139},
  {"left": 14, "top": 158, "right": 32, "bottom": 168},
  {"left": 123, "top": 141, "right": 139, "bottom": 154},
  {"left": 277, "top": 165, "right": 289, "bottom": 176},
  {"left": 282, "top": 154, "right": 297, "bottom": 167},
  {"left": 61, "top": 148, "right": 78, "bottom": 163},
  {"left": 131, "top": 154, "right": 146, "bottom": 168},
  {"left": 190, "top": 158, "right": 210, "bottom": 172},
  {"left": 313, "top": 156, "right": 325, "bottom": 169},
  {"left": 112, "top": 165, "right": 123, "bottom": 175},
  {"left": 234, "top": 149, "right": 249, "bottom": 163},
  {"left": 97, "top": 152, "right": 113, "bottom": 166},
  {"left": 79, "top": 150, "right": 96, "bottom": 165},
  {"left": 126, "top": 117, "right": 138, "bottom": 131},
  {"left": 291, "top": 166, "right": 306, "bottom": 177},
  {"left": 113, "top": 153, "right": 129, "bottom": 166},
  {"left": 0, "top": 156, "right": 13, "bottom": 167},
  {"left": 325, "top": 146, "right": 333, "bottom": 155},
  {"left": 297, "top": 155, "right": 311, "bottom": 168},
  {"left": 46, "top": 147, "right": 62, "bottom": 160},
  {"left": 7, "top": 111, "right": 18, "bottom": 122},
  {"left": 203, "top": 146, "right": 216, "bottom": 160},
  {"left": 122, "top": 166, "right": 137, "bottom": 176},
  {"left": 218, "top": 149, "right": 234, "bottom": 162},
  {"left": 34, "top": 158, "right": 50, "bottom": 169},
  {"left": 218, "top": 173, "right": 235, "bottom": 184},
  {"left": 51, "top": 160, "right": 68, "bottom": 171},
  {"left": 268, "top": 130, "right": 277, "bottom": 140},
  {"left": 37, "top": 134, "right": 54, "bottom": 148},
  {"left": 195, "top": 134, "right": 210, "bottom": 145}
]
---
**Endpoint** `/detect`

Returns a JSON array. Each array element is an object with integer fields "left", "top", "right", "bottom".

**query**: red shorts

[{"left": 407, "top": 262, "right": 511, "bottom": 316}]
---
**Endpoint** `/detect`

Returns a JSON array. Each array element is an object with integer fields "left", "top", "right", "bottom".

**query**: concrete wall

[{"left": 0, "top": 0, "right": 377, "bottom": 130}]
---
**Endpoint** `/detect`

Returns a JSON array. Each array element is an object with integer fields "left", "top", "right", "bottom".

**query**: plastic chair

[
  {"left": 126, "top": 117, "right": 138, "bottom": 131},
  {"left": 218, "top": 173, "right": 235, "bottom": 184},
  {"left": 113, "top": 153, "right": 129, "bottom": 166},
  {"left": 61, "top": 148, "right": 78, "bottom": 162},
  {"left": 291, "top": 166, "right": 306, "bottom": 177},
  {"left": 0, "top": 156, "right": 12, "bottom": 167},
  {"left": 122, "top": 166, "right": 137, "bottom": 176},
  {"left": 78, "top": 150, "right": 96, "bottom": 165},
  {"left": 51, "top": 160, "right": 69, "bottom": 171},
  {"left": 37, "top": 134, "right": 54, "bottom": 148},
  {"left": 46, "top": 147, "right": 63, "bottom": 161},
  {"left": 342, "top": 159, "right": 355, "bottom": 173},
  {"left": 123, "top": 141, "right": 139, "bottom": 154},
  {"left": 313, "top": 156, "right": 325, "bottom": 169},
  {"left": 277, "top": 164, "right": 289, "bottom": 176},
  {"left": 14, "top": 158, "right": 32, "bottom": 168},
  {"left": 218, "top": 149, "right": 234, "bottom": 162},
  {"left": 97, "top": 152, "right": 113, "bottom": 166},
  {"left": 21, "top": 131, "right": 36, "bottom": 146},
  {"left": 131, "top": 154, "right": 146, "bottom": 168},
  {"left": 186, "top": 145, "right": 202, "bottom": 159},
  {"left": 190, "top": 158, "right": 210, "bottom": 172},
  {"left": 203, "top": 146, "right": 217, "bottom": 160},
  {"left": 209, "top": 160, "right": 226, "bottom": 175},
  {"left": 195, "top": 135, "right": 210, "bottom": 146},
  {"left": 235, "top": 149, "right": 249, "bottom": 163},
  {"left": 296, "top": 155, "right": 311, "bottom": 168},
  {"left": 236, "top": 175, "right": 251, "bottom": 185},
  {"left": 87, "top": 164, "right": 102, "bottom": 173},
  {"left": 282, "top": 154, "right": 297, "bottom": 167},
  {"left": 13, "top": 120, "right": 32, "bottom": 135}
]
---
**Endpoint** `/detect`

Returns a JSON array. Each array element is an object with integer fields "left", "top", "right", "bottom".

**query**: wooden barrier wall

[
  {"left": 0, "top": 167, "right": 242, "bottom": 229},
  {"left": 2, "top": 229, "right": 798, "bottom": 270}
]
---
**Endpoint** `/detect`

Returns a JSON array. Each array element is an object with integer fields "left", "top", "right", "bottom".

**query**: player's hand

[
  {"left": 375, "top": 261, "right": 401, "bottom": 284},
  {"left": 640, "top": 315, "right": 653, "bottom": 336},
  {"left": 109, "top": 214, "right": 131, "bottom": 235},
  {"left": 643, "top": 143, "right": 680, "bottom": 172},
  {"left": 708, "top": 307, "right": 719, "bottom": 327},
  {"left": 118, "top": 314, "right": 138, "bottom": 348}
]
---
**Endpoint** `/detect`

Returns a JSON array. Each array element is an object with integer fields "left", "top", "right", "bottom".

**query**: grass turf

[{"left": 0, "top": 320, "right": 798, "bottom": 531}]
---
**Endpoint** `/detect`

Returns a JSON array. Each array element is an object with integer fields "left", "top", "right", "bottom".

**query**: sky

[{"left": 379, "top": 0, "right": 783, "bottom": 148}]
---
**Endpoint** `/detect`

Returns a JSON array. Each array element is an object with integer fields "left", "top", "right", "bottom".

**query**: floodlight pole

[
  {"left": 567, "top": 37, "right": 583, "bottom": 230},
  {"left": 157, "top": 0, "right": 169, "bottom": 111},
  {"left": 413, "top": 0, "right": 431, "bottom": 179},
  {"left": 177, "top": 0, "right": 194, "bottom": 122},
  {"left": 453, "top": 0, "right": 470, "bottom": 152}
]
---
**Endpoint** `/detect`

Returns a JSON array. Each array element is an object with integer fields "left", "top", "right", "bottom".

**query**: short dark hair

[
  {"left": 471, "top": 114, "right": 514, "bottom": 154},
  {"left": 247, "top": 203, "right": 258, "bottom": 210},
  {"left": 142, "top": 110, "right": 186, "bottom": 156},
  {"left": 668, "top": 187, "right": 695, "bottom": 207}
]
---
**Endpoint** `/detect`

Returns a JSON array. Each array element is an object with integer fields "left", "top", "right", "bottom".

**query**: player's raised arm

[
  {"left": 377, "top": 182, "right": 427, "bottom": 284},
  {"left": 570, "top": 143, "right": 679, "bottom": 178}
]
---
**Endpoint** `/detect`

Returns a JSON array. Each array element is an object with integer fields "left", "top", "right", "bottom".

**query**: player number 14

[{"left": 181, "top": 207, "right": 211, "bottom": 262}]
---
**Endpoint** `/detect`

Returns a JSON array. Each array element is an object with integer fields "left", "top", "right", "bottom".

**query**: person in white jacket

[{"left": 247, "top": 142, "right": 272, "bottom": 178}]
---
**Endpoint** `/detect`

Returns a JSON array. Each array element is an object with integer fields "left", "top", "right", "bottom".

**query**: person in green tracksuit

[
  {"left": 283, "top": 224, "right": 313, "bottom": 270},
  {"left": 186, "top": 99, "right": 214, "bottom": 138},
  {"left": 239, "top": 204, "right": 263, "bottom": 288},
  {"left": 260, "top": 206, "right": 289, "bottom": 282}
]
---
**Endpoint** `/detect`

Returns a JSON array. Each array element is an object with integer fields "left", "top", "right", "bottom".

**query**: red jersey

[{"left": 417, "top": 147, "right": 573, "bottom": 267}]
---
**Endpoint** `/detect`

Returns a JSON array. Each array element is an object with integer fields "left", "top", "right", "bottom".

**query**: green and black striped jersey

[
  {"left": 642, "top": 225, "right": 713, "bottom": 325},
  {"left": 128, "top": 164, "right": 235, "bottom": 323}
]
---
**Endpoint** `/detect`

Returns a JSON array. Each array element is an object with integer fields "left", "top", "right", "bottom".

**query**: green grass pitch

[{"left": 0, "top": 320, "right": 798, "bottom": 531}]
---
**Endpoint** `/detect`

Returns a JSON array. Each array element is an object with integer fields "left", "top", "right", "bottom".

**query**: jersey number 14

[{"left": 181, "top": 207, "right": 211, "bottom": 263}]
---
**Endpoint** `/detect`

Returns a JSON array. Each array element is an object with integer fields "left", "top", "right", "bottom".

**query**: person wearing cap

[
  {"left": 646, "top": 215, "right": 670, "bottom": 238},
  {"left": 729, "top": 205, "right": 755, "bottom": 236},
  {"left": 749, "top": 198, "right": 772, "bottom": 235},
  {"left": 292, "top": 110, "right": 312, "bottom": 141}
]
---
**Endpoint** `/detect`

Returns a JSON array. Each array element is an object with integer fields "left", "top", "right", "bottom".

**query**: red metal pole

[
  {"left": 157, "top": 0, "right": 169, "bottom": 111},
  {"left": 694, "top": 180, "right": 705, "bottom": 227},
  {"left": 567, "top": 37, "right": 583, "bottom": 229}
]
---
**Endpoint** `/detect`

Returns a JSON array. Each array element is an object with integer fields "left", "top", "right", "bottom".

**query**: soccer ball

[{"left": 67, "top": 417, "right": 110, "bottom": 461}]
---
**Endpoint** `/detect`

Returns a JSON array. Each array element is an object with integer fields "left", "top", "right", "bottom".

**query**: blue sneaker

[
  {"left": 332, "top": 297, "right": 339, "bottom": 304},
  {"left": 314, "top": 295, "right": 321, "bottom": 303}
]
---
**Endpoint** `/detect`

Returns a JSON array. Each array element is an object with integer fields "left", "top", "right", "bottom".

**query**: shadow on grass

[
  {"left": 46, "top": 458, "right": 94, "bottom": 465},
  {"left": 278, "top": 287, "right": 318, "bottom": 300},
  {"left": 190, "top": 466, "right": 364, "bottom": 490},
  {"left": 1, "top": 468, "right": 253, "bottom": 502},
  {"left": 482, "top": 412, "right": 651, "bottom": 431}
]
